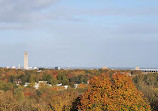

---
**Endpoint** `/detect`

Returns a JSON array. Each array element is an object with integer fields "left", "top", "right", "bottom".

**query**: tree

[
  {"left": 50, "top": 77, "right": 59, "bottom": 85},
  {"left": 0, "top": 81, "right": 15, "bottom": 91},
  {"left": 78, "top": 73, "right": 151, "bottom": 111},
  {"left": 0, "top": 90, "right": 18, "bottom": 110},
  {"left": 132, "top": 73, "right": 158, "bottom": 110},
  {"left": 43, "top": 74, "right": 52, "bottom": 84},
  {"left": 57, "top": 73, "right": 69, "bottom": 85}
]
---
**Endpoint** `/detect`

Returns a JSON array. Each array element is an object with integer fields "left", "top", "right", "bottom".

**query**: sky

[{"left": 0, "top": 0, "right": 158, "bottom": 68}]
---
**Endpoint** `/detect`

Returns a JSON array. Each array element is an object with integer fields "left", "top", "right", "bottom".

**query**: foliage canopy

[{"left": 78, "top": 73, "right": 151, "bottom": 111}]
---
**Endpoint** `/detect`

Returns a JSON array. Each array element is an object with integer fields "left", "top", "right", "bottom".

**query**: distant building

[
  {"left": 37, "top": 70, "right": 41, "bottom": 72},
  {"left": 55, "top": 66, "right": 60, "bottom": 70},
  {"left": 64, "top": 85, "right": 68, "bottom": 89},
  {"left": 102, "top": 66, "right": 108, "bottom": 70},
  {"left": 56, "top": 83, "right": 62, "bottom": 86},
  {"left": 38, "top": 81, "right": 47, "bottom": 84},
  {"left": 135, "top": 66, "right": 140, "bottom": 70},
  {"left": 34, "top": 67, "right": 38, "bottom": 70},
  {"left": 28, "top": 67, "right": 32, "bottom": 69},
  {"left": 24, "top": 51, "right": 28, "bottom": 70},
  {"left": 18, "top": 64, "right": 20, "bottom": 69},
  {"left": 24, "top": 82, "right": 30, "bottom": 87},
  {"left": 34, "top": 81, "right": 47, "bottom": 89},
  {"left": 12, "top": 66, "right": 16, "bottom": 69},
  {"left": 24, "top": 81, "right": 51, "bottom": 89},
  {"left": 74, "top": 84, "right": 79, "bottom": 89},
  {"left": 14, "top": 79, "right": 22, "bottom": 85}
]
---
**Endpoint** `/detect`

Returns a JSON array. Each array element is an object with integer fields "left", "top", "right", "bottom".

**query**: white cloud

[
  {"left": 0, "top": 0, "right": 59, "bottom": 23},
  {"left": 0, "top": 0, "right": 158, "bottom": 31}
]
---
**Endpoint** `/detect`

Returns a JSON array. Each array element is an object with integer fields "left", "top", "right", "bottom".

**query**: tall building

[{"left": 24, "top": 51, "right": 28, "bottom": 70}]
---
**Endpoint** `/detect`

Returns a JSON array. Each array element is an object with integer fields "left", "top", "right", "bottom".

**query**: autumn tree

[
  {"left": 133, "top": 73, "right": 158, "bottom": 110},
  {"left": 0, "top": 90, "right": 18, "bottom": 110},
  {"left": 78, "top": 72, "right": 151, "bottom": 111}
]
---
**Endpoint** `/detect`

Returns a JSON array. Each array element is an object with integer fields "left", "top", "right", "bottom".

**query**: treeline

[
  {"left": 0, "top": 68, "right": 157, "bottom": 110},
  {"left": 132, "top": 72, "right": 158, "bottom": 111},
  {"left": 0, "top": 68, "right": 113, "bottom": 86},
  {"left": 0, "top": 84, "right": 81, "bottom": 111},
  {"left": 0, "top": 68, "right": 112, "bottom": 111}
]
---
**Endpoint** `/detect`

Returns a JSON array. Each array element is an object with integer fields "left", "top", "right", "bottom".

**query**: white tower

[{"left": 24, "top": 51, "right": 28, "bottom": 70}]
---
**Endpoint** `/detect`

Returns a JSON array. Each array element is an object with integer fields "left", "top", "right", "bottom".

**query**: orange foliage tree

[{"left": 78, "top": 72, "right": 151, "bottom": 111}]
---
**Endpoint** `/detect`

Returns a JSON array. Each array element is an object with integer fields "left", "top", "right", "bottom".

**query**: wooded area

[{"left": 0, "top": 68, "right": 157, "bottom": 111}]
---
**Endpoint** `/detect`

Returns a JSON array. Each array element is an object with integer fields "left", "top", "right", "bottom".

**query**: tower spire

[{"left": 24, "top": 51, "right": 28, "bottom": 70}]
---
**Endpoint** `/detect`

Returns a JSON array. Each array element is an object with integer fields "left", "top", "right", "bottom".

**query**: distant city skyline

[{"left": 0, "top": 0, "right": 158, "bottom": 68}]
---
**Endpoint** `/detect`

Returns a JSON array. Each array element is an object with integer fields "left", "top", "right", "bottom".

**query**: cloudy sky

[{"left": 0, "top": 0, "right": 158, "bottom": 68}]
